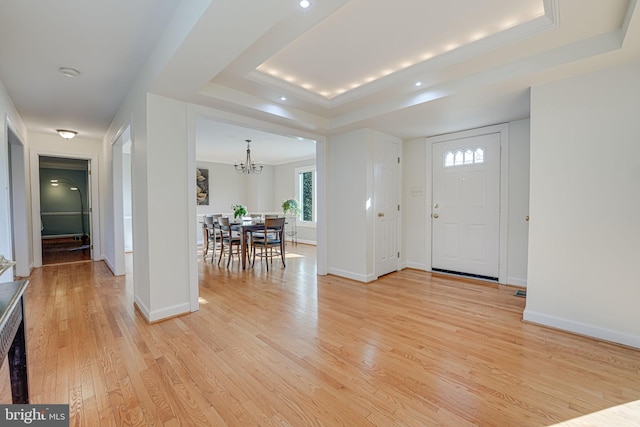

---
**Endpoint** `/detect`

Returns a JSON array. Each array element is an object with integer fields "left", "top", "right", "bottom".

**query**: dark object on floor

[{"left": 514, "top": 289, "right": 526, "bottom": 298}]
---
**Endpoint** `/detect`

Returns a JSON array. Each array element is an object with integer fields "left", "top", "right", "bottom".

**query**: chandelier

[{"left": 234, "top": 139, "right": 263, "bottom": 174}]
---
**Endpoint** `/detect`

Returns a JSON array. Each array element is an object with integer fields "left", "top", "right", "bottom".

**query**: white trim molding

[{"left": 524, "top": 309, "right": 640, "bottom": 350}]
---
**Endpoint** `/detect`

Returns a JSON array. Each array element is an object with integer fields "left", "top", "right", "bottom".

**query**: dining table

[
  {"left": 230, "top": 221, "right": 266, "bottom": 270},
  {"left": 201, "top": 217, "right": 282, "bottom": 269}
]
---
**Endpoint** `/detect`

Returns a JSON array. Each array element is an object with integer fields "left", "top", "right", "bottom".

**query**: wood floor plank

[{"left": 1, "top": 243, "right": 639, "bottom": 426}]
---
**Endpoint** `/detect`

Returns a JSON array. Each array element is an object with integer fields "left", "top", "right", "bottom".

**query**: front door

[
  {"left": 375, "top": 138, "right": 399, "bottom": 278},
  {"left": 431, "top": 133, "right": 500, "bottom": 279}
]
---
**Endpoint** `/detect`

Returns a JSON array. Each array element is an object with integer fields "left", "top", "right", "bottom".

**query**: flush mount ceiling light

[
  {"left": 56, "top": 129, "right": 78, "bottom": 139},
  {"left": 299, "top": 0, "right": 311, "bottom": 8},
  {"left": 59, "top": 67, "right": 81, "bottom": 77}
]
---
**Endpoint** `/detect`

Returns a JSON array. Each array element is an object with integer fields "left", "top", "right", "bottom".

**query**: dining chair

[
  {"left": 203, "top": 215, "right": 219, "bottom": 262},
  {"left": 217, "top": 216, "right": 242, "bottom": 267},
  {"left": 251, "top": 217, "right": 286, "bottom": 271},
  {"left": 247, "top": 214, "right": 275, "bottom": 258}
]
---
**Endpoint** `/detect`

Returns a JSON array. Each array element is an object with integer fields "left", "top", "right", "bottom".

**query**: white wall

[
  {"left": 246, "top": 166, "right": 275, "bottom": 213},
  {"left": 144, "top": 94, "right": 192, "bottom": 320},
  {"left": 196, "top": 160, "right": 249, "bottom": 215},
  {"left": 326, "top": 129, "right": 374, "bottom": 281},
  {"left": 103, "top": 0, "right": 213, "bottom": 320},
  {"left": 123, "top": 150, "right": 133, "bottom": 252},
  {"left": 402, "top": 120, "right": 530, "bottom": 286},
  {"left": 274, "top": 158, "right": 317, "bottom": 244},
  {"left": 403, "top": 138, "right": 428, "bottom": 270},
  {"left": 506, "top": 119, "right": 530, "bottom": 286},
  {"left": 525, "top": 60, "right": 640, "bottom": 348}
]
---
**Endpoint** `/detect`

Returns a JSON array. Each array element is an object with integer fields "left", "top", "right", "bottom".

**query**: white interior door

[
  {"left": 432, "top": 133, "right": 500, "bottom": 279},
  {"left": 375, "top": 138, "right": 399, "bottom": 278}
]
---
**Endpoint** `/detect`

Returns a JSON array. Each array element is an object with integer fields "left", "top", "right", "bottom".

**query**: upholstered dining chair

[
  {"left": 248, "top": 214, "right": 276, "bottom": 258},
  {"left": 217, "top": 216, "right": 242, "bottom": 267},
  {"left": 251, "top": 217, "right": 286, "bottom": 271}
]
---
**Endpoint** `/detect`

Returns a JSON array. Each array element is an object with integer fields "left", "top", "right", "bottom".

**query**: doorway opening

[
  {"left": 2, "top": 125, "right": 29, "bottom": 280},
  {"left": 39, "top": 156, "right": 91, "bottom": 265},
  {"left": 110, "top": 125, "right": 132, "bottom": 276},
  {"left": 426, "top": 123, "right": 509, "bottom": 284}
]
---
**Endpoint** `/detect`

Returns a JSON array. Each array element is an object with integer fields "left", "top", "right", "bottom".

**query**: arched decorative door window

[{"left": 443, "top": 146, "right": 485, "bottom": 167}]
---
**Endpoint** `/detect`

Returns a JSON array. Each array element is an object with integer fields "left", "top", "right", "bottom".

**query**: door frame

[
  {"left": 2, "top": 118, "right": 29, "bottom": 279},
  {"left": 30, "top": 150, "right": 100, "bottom": 268},
  {"left": 425, "top": 123, "right": 509, "bottom": 283},
  {"left": 110, "top": 124, "right": 131, "bottom": 276}
]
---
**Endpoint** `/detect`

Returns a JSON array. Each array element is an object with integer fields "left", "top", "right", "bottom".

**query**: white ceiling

[
  {"left": 196, "top": 119, "right": 316, "bottom": 165},
  {"left": 1, "top": 0, "right": 638, "bottom": 165}
]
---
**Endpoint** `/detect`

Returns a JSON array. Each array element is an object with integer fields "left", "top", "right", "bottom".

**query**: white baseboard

[
  {"left": 149, "top": 303, "right": 190, "bottom": 323},
  {"left": 507, "top": 276, "right": 527, "bottom": 287},
  {"left": 134, "top": 296, "right": 190, "bottom": 323},
  {"left": 104, "top": 257, "right": 116, "bottom": 275},
  {"left": 289, "top": 239, "right": 316, "bottom": 246},
  {"left": 523, "top": 309, "right": 640, "bottom": 349},
  {"left": 327, "top": 268, "right": 376, "bottom": 283},
  {"left": 403, "top": 262, "right": 427, "bottom": 270},
  {"left": 134, "top": 296, "right": 151, "bottom": 321}
]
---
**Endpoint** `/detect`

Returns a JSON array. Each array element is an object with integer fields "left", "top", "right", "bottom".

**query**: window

[
  {"left": 443, "top": 146, "right": 485, "bottom": 167},
  {"left": 295, "top": 165, "right": 316, "bottom": 224}
]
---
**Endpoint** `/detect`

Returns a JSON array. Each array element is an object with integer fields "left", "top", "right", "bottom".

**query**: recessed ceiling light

[
  {"left": 415, "top": 81, "right": 423, "bottom": 87},
  {"left": 59, "top": 67, "right": 81, "bottom": 78},
  {"left": 299, "top": 0, "right": 311, "bottom": 8},
  {"left": 280, "top": 96, "right": 287, "bottom": 101}
]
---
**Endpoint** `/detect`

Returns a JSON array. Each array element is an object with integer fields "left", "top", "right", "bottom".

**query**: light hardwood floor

[{"left": 1, "top": 244, "right": 639, "bottom": 426}]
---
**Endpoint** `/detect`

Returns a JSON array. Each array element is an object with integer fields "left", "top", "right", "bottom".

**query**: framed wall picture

[{"left": 196, "top": 168, "right": 209, "bottom": 205}]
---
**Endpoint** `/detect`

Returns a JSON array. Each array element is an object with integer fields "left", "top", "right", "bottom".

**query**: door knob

[
  {"left": 433, "top": 213, "right": 439, "bottom": 219},
  {"left": 378, "top": 212, "right": 384, "bottom": 217}
]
